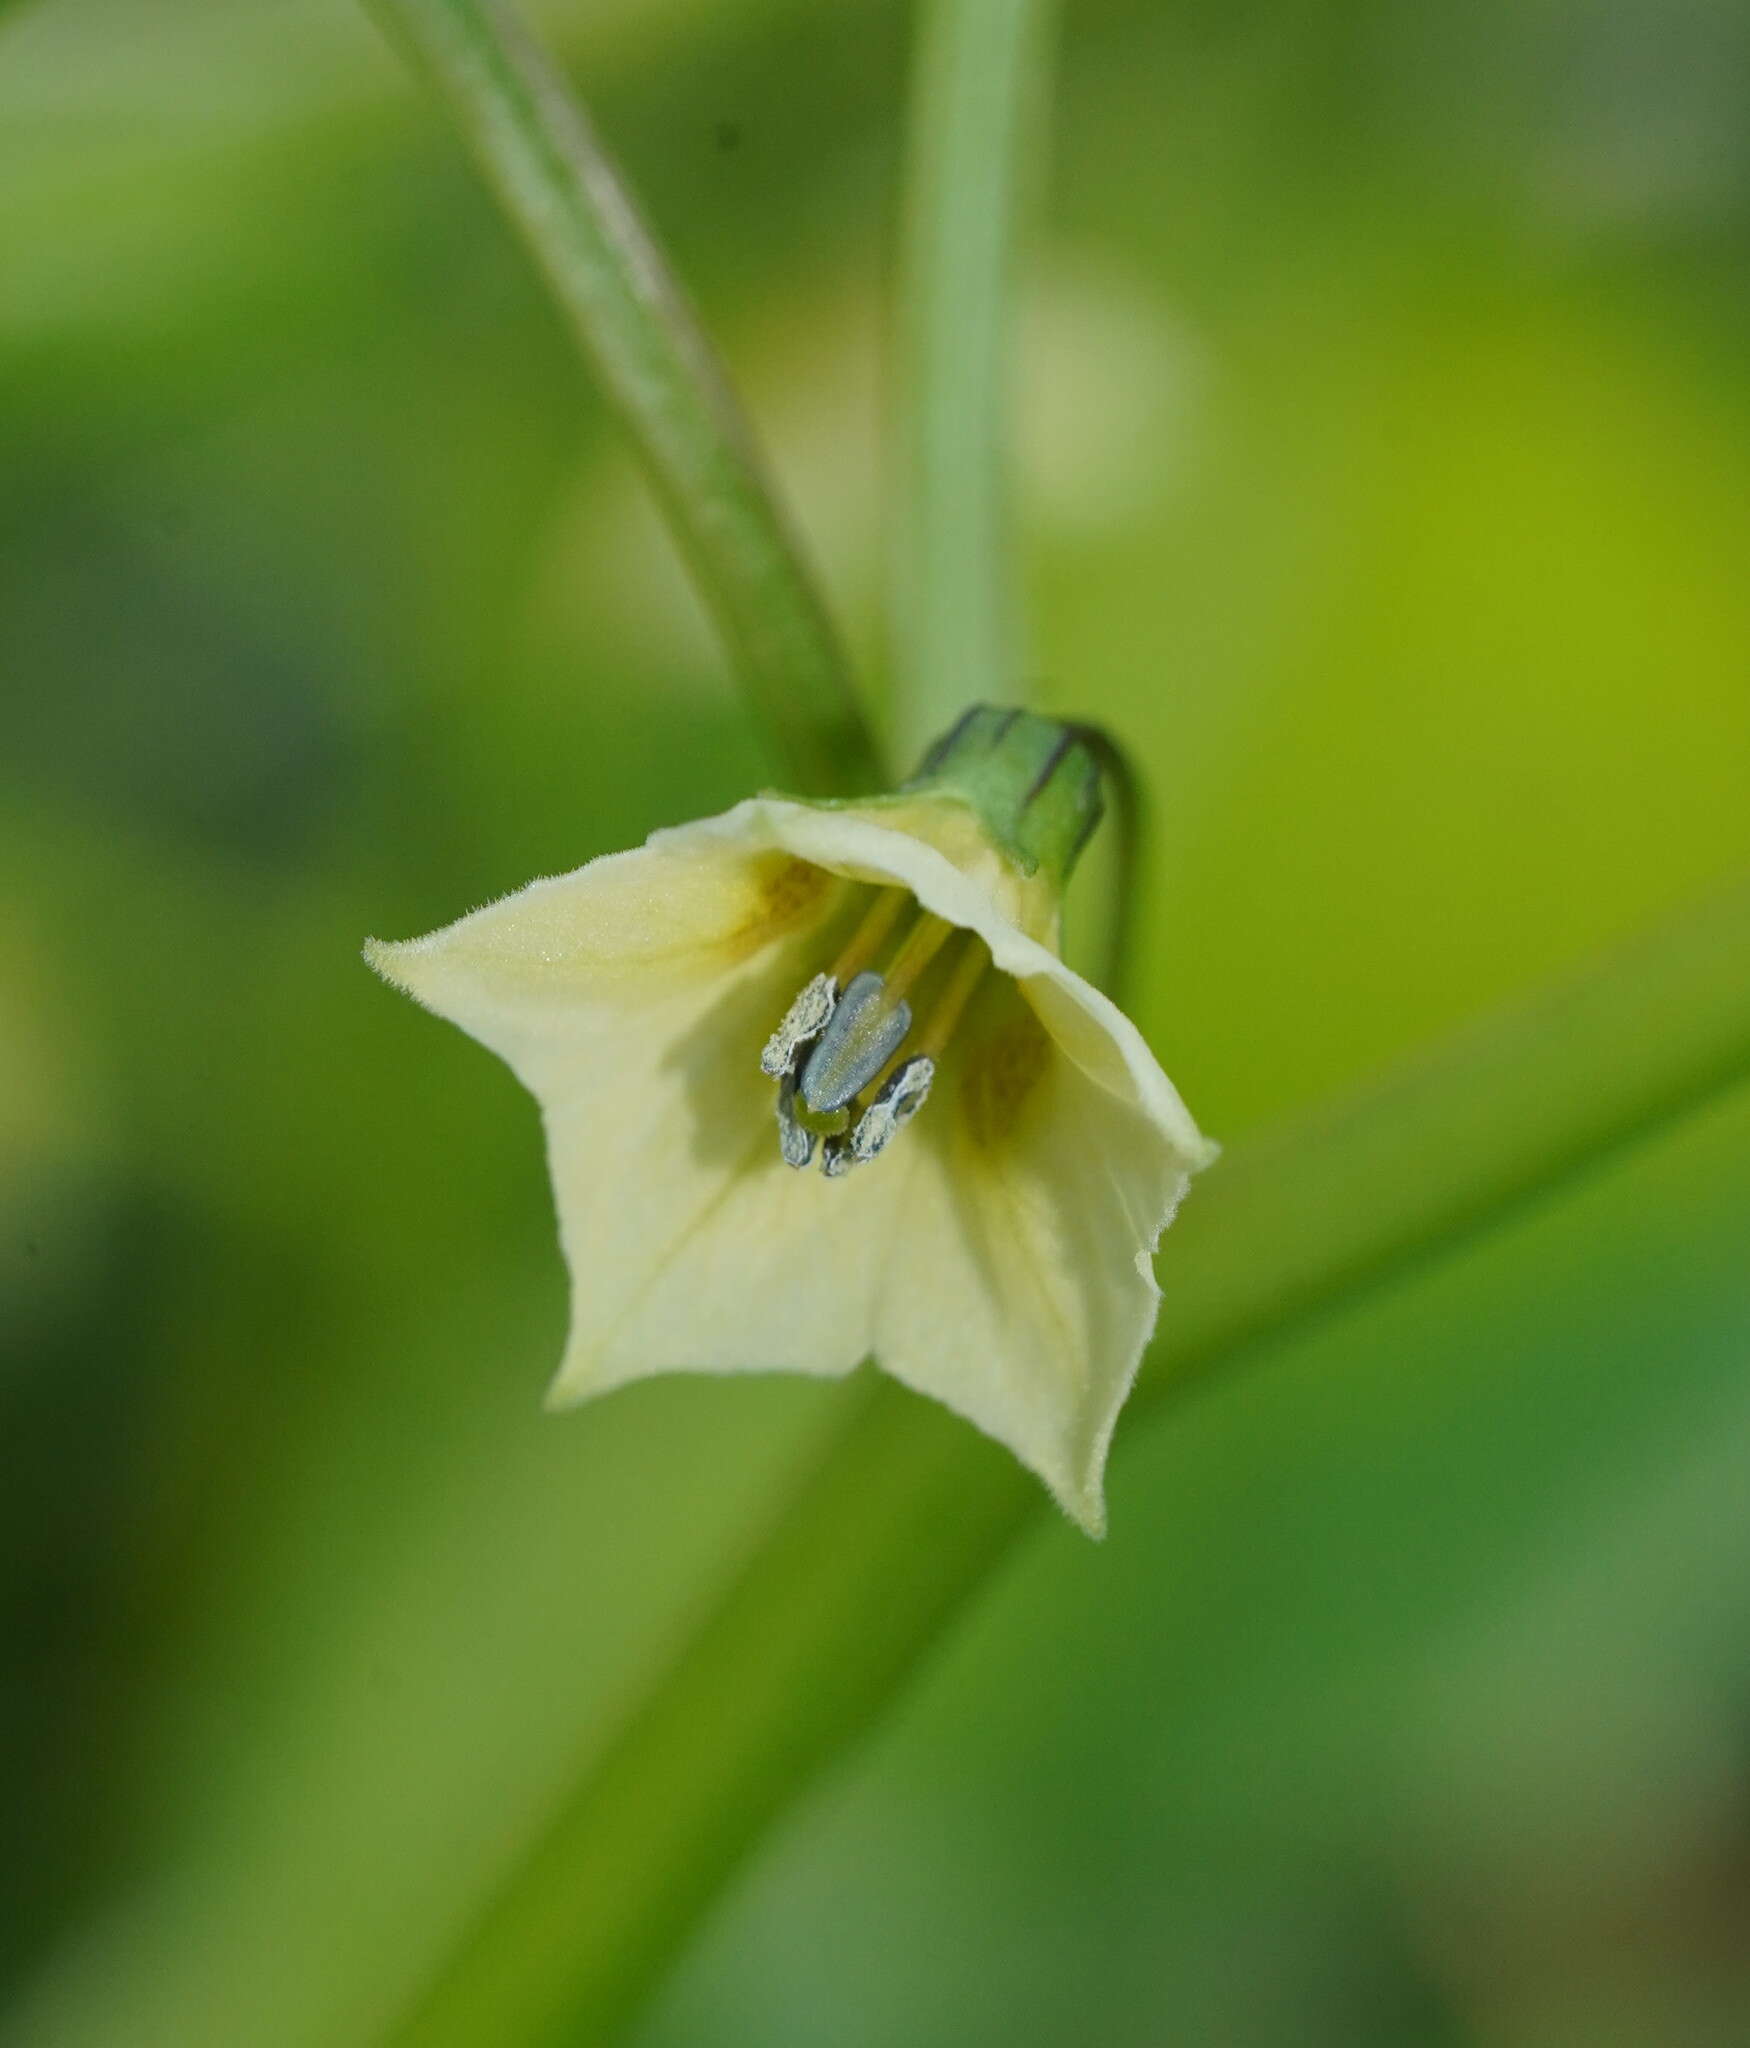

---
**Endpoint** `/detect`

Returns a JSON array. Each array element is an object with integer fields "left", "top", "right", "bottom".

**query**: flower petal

[
  {"left": 537, "top": 951, "right": 916, "bottom": 1399},
  {"left": 366, "top": 827, "right": 903, "bottom": 1398},
  {"left": 693, "top": 798, "right": 1217, "bottom": 1531},
  {"left": 363, "top": 831, "right": 842, "bottom": 1066},
  {"left": 869, "top": 1008, "right": 1194, "bottom": 1537},
  {"left": 366, "top": 794, "right": 1215, "bottom": 1518}
]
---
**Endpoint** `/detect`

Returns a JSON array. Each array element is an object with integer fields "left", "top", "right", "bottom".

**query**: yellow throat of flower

[{"left": 758, "top": 706, "right": 1110, "bottom": 1179}]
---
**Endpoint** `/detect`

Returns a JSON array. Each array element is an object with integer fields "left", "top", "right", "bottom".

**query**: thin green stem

[
  {"left": 388, "top": 872, "right": 1750, "bottom": 2047},
  {"left": 363, "top": 0, "right": 878, "bottom": 795},
  {"left": 1132, "top": 869, "right": 1750, "bottom": 1419},
  {"left": 1068, "top": 721, "right": 1147, "bottom": 1003},
  {"left": 892, "top": 0, "right": 1057, "bottom": 762}
]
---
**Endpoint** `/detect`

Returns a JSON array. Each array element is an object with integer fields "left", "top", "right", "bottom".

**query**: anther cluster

[{"left": 760, "top": 966, "right": 935, "bottom": 1177}]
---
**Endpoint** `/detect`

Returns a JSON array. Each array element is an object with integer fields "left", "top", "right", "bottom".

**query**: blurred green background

[{"left": 4, "top": 0, "right": 1749, "bottom": 2042}]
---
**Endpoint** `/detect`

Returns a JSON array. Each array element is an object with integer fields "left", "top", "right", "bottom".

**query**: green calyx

[{"left": 901, "top": 705, "right": 1105, "bottom": 885}]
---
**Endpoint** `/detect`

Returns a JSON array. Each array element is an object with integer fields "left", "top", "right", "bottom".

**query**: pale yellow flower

[{"left": 365, "top": 730, "right": 1215, "bottom": 1535}]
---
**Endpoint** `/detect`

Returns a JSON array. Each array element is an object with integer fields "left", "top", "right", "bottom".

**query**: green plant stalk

[
  {"left": 390, "top": 870, "right": 1750, "bottom": 2048},
  {"left": 363, "top": 0, "right": 878, "bottom": 796},
  {"left": 892, "top": 0, "right": 1057, "bottom": 762},
  {"left": 1069, "top": 721, "right": 1148, "bottom": 1000},
  {"left": 1133, "top": 871, "right": 1750, "bottom": 1416}
]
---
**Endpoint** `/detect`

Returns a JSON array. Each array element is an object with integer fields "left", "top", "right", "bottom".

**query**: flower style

[{"left": 364, "top": 709, "right": 1216, "bottom": 1535}]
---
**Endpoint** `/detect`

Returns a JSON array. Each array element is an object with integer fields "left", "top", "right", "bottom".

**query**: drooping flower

[{"left": 364, "top": 708, "right": 1216, "bottom": 1535}]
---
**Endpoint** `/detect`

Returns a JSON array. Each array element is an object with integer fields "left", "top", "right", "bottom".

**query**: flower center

[{"left": 759, "top": 888, "right": 989, "bottom": 1176}]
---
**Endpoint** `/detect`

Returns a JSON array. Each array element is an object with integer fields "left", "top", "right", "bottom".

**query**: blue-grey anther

[
  {"left": 850, "top": 1055, "right": 934, "bottom": 1163},
  {"left": 799, "top": 970, "right": 911, "bottom": 1114},
  {"left": 775, "top": 1074, "right": 815, "bottom": 1170},
  {"left": 760, "top": 971, "right": 837, "bottom": 1080}
]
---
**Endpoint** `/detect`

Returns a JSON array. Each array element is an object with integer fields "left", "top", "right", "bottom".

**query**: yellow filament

[
  {"left": 878, "top": 911, "right": 956, "bottom": 1006},
  {"left": 855, "top": 930, "right": 989, "bottom": 1109},
  {"left": 828, "top": 887, "right": 908, "bottom": 985},
  {"left": 909, "top": 931, "right": 988, "bottom": 1060}
]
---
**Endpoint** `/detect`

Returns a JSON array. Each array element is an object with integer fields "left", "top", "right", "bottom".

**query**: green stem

[
  {"left": 363, "top": 0, "right": 878, "bottom": 795},
  {"left": 892, "top": 0, "right": 1057, "bottom": 761},
  {"left": 1133, "top": 868, "right": 1750, "bottom": 1418},
  {"left": 1068, "top": 722, "right": 1148, "bottom": 1003},
  {"left": 390, "top": 873, "right": 1750, "bottom": 2047}
]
